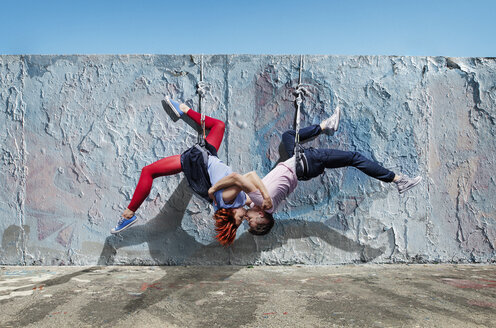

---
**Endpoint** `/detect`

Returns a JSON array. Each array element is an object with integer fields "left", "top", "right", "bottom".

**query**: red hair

[{"left": 213, "top": 208, "right": 238, "bottom": 246}]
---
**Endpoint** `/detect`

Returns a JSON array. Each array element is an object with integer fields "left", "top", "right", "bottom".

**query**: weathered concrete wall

[{"left": 0, "top": 55, "right": 495, "bottom": 265}]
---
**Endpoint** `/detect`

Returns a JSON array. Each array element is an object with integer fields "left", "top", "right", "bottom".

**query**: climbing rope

[
  {"left": 197, "top": 55, "right": 208, "bottom": 144},
  {"left": 294, "top": 55, "right": 308, "bottom": 165},
  {"left": 293, "top": 55, "right": 314, "bottom": 180}
]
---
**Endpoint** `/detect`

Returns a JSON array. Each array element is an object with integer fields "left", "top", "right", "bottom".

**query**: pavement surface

[{"left": 0, "top": 264, "right": 495, "bottom": 327}]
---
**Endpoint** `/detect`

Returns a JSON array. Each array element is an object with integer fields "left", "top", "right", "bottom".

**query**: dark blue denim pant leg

[
  {"left": 304, "top": 148, "right": 396, "bottom": 182},
  {"left": 281, "top": 125, "right": 322, "bottom": 157}
]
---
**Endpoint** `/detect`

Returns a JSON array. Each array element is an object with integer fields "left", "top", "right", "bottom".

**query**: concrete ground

[{"left": 0, "top": 264, "right": 495, "bottom": 328}]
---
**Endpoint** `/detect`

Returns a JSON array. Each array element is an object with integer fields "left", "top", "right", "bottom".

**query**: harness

[{"left": 180, "top": 55, "right": 216, "bottom": 202}]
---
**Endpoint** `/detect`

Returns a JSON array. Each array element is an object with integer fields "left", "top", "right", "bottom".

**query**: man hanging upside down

[{"left": 208, "top": 105, "right": 422, "bottom": 245}]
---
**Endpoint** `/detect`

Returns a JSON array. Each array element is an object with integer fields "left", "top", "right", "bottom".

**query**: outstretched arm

[
  {"left": 243, "top": 171, "right": 272, "bottom": 210},
  {"left": 208, "top": 173, "right": 258, "bottom": 205}
]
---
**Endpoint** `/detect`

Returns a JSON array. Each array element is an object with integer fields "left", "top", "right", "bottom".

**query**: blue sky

[{"left": 1, "top": 0, "right": 495, "bottom": 56}]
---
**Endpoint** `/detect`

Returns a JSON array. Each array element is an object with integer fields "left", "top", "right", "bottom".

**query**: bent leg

[
  {"left": 282, "top": 125, "right": 322, "bottom": 157},
  {"left": 186, "top": 108, "right": 225, "bottom": 151},
  {"left": 127, "top": 155, "right": 182, "bottom": 212},
  {"left": 306, "top": 148, "right": 395, "bottom": 182}
]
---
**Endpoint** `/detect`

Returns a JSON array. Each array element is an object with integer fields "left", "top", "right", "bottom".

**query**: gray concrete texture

[
  {"left": 0, "top": 264, "right": 495, "bottom": 327},
  {"left": 0, "top": 55, "right": 495, "bottom": 265}
]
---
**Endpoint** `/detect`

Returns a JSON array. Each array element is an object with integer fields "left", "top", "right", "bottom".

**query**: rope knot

[
  {"left": 197, "top": 81, "right": 209, "bottom": 98},
  {"left": 294, "top": 85, "right": 311, "bottom": 107},
  {"left": 294, "top": 85, "right": 311, "bottom": 97}
]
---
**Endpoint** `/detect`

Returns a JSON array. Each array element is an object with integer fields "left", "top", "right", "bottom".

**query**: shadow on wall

[
  {"left": 97, "top": 68, "right": 385, "bottom": 266},
  {"left": 97, "top": 177, "right": 384, "bottom": 266},
  {"left": 1, "top": 225, "right": 30, "bottom": 263}
]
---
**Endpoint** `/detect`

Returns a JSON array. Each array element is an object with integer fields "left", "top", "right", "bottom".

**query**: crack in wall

[
  {"left": 446, "top": 57, "right": 495, "bottom": 125},
  {"left": 17, "top": 58, "right": 28, "bottom": 264}
]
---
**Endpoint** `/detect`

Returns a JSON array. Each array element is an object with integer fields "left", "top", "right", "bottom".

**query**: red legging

[{"left": 127, "top": 108, "right": 225, "bottom": 212}]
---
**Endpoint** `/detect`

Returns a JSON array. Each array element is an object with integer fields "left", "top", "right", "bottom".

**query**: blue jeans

[{"left": 281, "top": 125, "right": 396, "bottom": 182}]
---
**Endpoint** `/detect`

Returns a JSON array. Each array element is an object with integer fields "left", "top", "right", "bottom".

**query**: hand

[
  {"left": 262, "top": 197, "right": 273, "bottom": 211},
  {"left": 208, "top": 188, "right": 217, "bottom": 205}
]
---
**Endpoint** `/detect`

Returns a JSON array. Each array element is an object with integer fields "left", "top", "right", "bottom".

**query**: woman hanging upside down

[
  {"left": 208, "top": 105, "right": 422, "bottom": 241},
  {"left": 111, "top": 97, "right": 273, "bottom": 246}
]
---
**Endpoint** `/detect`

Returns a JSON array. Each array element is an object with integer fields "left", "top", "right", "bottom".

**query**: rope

[
  {"left": 197, "top": 81, "right": 208, "bottom": 98},
  {"left": 294, "top": 55, "right": 305, "bottom": 163},
  {"left": 197, "top": 55, "right": 208, "bottom": 143}
]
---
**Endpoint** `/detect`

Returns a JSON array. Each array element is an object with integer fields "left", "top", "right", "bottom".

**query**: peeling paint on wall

[{"left": 0, "top": 55, "right": 495, "bottom": 265}]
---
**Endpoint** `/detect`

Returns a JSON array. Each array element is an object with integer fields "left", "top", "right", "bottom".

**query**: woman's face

[
  {"left": 232, "top": 207, "right": 248, "bottom": 227},
  {"left": 233, "top": 207, "right": 269, "bottom": 230}
]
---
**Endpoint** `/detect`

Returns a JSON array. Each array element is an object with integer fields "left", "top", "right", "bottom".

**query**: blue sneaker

[
  {"left": 111, "top": 215, "right": 138, "bottom": 234},
  {"left": 164, "top": 96, "right": 184, "bottom": 118}
]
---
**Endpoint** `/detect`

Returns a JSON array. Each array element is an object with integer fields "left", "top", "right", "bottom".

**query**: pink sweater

[{"left": 248, "top": 157, "right": 298, "bottom": 213}]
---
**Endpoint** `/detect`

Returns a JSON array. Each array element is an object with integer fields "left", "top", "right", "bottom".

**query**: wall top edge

[{"left": 0, "top": 54, "right": 494, "bottom": 60}]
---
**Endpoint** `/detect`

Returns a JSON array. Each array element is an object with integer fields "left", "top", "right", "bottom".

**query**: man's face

[{"left": 245, "top": 206, "right": 270, "bottom": 230}]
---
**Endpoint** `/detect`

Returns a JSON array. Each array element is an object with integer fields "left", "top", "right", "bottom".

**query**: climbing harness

[{"left": 181, "top": 55, "right": 217, "bottom": 203}]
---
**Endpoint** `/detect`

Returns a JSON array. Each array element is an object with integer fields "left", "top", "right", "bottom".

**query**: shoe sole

[
  {"left": 399, "top": 177, "right": 422, "bottom": 194},
  {"left": 322, "top": 107, "right": 341, "bottom": 135},
  {"left": 333, "top": 107, "right": 340, "bottom": 131},
  {"left": 164, "top": 97, "right": 181, "bottom": 118},
  {"left": 111, "top": 217, "right": 138, "bottom": 234}
]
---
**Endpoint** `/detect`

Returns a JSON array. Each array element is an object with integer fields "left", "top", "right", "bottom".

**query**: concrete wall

[{"left": 1, "top": 55, "right": 495, "bottom": 265}]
